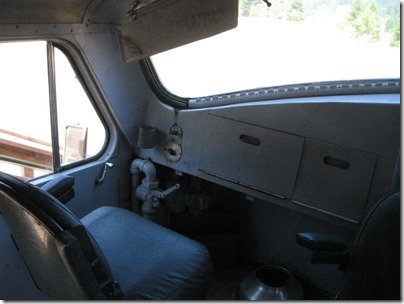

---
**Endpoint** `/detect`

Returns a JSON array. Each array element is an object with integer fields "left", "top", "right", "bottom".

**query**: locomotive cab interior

[{"left": 0, "top": 0, "right": 400, "bottom": 300}]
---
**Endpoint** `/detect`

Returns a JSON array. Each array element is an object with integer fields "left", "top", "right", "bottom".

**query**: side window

[
  {"left": 54, "top": 47, "right": 106, "bottom": 166},
  {"left": 0, "top": 41, "right": 106, "bottom": 180}
]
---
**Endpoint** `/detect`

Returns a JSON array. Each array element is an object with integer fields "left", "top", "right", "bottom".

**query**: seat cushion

[{"left": 81, "top": 206, "right": 212, "bottom": 300}]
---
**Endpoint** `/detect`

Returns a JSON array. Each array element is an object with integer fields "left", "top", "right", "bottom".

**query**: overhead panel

[
  {"left": 0, "top": 0, "right": 91, "bottom": 24},
  {"left": 117, "top": 0, "right": 238, "bottom": 62}
]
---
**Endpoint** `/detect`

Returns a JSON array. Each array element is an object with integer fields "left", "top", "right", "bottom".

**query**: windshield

[{"left": 150, "top": 0, "right": 400, "bottom": 98}]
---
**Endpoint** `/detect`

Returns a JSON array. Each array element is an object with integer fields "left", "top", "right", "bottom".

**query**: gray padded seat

[
  {"left": 81, "top": 206, "right": 212, "bottom": 299},
  {"left": 0, "top": 172, "right": 212, "bottom": 300}
]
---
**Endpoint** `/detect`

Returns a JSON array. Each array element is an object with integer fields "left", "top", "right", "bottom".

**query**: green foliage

[
  {"left": 248, "top": 4, "right": 271, "bottom": 17},
  {"left": 239, "top": 0, "right": 249, "bottom": 17},
  {"left": 389, "top": 16, "right": 400, "bottom": 47},
  {"left": 385, "top": 17, "right": 395, "bottom": 33},
  {"left": 377, "top": 0, "right": 400, "bottom": 19},
  {"left": 347, "top": 0, "right": 382, "bottom": 41},
  {"left": 287, "top": 0, "right": 305, "bottom": 21},
  {"left": 238, "top": 0, "right": 398, "bottom": 46},
  {"left": 239, "top": 0, "right": 262, "bottom": 16}
]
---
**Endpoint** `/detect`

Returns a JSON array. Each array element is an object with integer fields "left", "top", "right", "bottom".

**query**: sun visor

[{"left": 117, "top": 0, "right": 238, "bottom": 63}]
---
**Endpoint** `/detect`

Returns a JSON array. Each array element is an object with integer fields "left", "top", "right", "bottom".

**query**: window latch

[{"left": 95, "top": 162, "right": 114, "bottom": 185}]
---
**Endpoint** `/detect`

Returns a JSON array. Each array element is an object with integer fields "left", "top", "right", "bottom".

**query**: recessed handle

[
  {"left": 323, "top": 156, "right": 350, "bottom": 170},
  {"left": 239, "top": 134, "right": 261, "bottom": 146}
]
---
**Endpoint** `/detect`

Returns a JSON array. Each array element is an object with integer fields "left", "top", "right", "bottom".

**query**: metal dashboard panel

[
  {"left": 199, "top": 114, "right": 304, "bottom": 199},
  {"left": 292, "top": 139, "right": 377, "bottom": 223}
]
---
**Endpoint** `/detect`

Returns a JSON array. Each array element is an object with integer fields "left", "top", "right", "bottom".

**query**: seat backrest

[
  {"left": 0, "top": 172, "right": 121, "bottom": 300},
  {"left": 338, "top": 157, "right": 400, "bottom": 300}
]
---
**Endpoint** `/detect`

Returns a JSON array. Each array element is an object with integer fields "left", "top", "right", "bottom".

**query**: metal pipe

[
  {"left": 130, "top": 158, "right": 157, "bottom": 213},
  {"left": 130, "top": 158, "right": 156, "bottom": 182}
]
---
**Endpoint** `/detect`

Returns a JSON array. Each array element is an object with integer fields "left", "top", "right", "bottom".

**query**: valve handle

[{"left": 154, "top": 183, "right": 180, "bottom": 199}]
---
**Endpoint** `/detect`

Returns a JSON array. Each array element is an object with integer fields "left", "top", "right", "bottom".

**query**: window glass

[
  {"left": 0, "top": 41, "right": 106, "bottom": 179},
  {"left": 54, "top": 47, "right": 106, "bottom": 165},
  {"left": 151, "top": 0, "right": 400, "bottom": 97},
  {"left": 0, "top": 41, "right": 52, "bottom": 178}
]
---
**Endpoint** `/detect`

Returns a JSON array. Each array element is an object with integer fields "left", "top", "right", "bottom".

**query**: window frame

[
  {"left": 0, "top": 39, "right": 111, "bottom": 179},
  {"left": 139, "top": 59, "right": 188, "bottom": 109},
  {"left": 51, "top": 41, "right": 110, "bottom": 172}
]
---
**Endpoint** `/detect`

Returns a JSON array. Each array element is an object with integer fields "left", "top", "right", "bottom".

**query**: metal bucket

[{"left": 238, "top": 265, "right": 304, "bottom": 300}]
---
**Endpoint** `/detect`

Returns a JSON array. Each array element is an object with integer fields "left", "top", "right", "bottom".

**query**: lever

[
  {"left": 95, "top": 162, "right": 114, "bottom": 184},
  {"left": 153, "top": 183, "right": 180, "bottom": 199},
  {"left": 140, "top": 183, "right": 181, "bottom": 218}
]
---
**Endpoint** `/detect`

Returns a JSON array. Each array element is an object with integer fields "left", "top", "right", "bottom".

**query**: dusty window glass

[
  {"left": 151, "top": 0, "right": 400, "bottom": 97},
  {"left": 0, "top": 41, "right": 106, "bottom": 179}
]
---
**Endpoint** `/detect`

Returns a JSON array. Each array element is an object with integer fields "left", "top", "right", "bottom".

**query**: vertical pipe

[{"left": 130, "top": 158, "right": 157, "bottom": 214}]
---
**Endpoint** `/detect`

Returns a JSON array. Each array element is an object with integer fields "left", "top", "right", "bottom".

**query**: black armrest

[
  {"left": 41, "top": 175, "right": 75, "bottom": 204},
  {"left": 296, "top": 233, "right": 348, "bottom": 268},
  {"left": 296, "top": 232, "right": 347, "bottom": 251}
]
